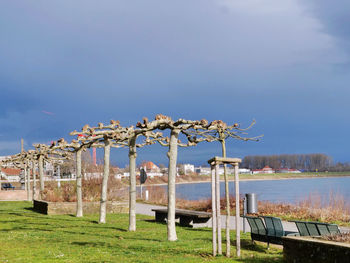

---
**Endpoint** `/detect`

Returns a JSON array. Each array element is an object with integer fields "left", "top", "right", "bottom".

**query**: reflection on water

[{"left": 144, "top": 177, "right": 350, "bottom": 204}]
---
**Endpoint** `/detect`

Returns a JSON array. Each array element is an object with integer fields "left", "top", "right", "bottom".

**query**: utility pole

[{"left": 21, "top": 138, "right": 24, "bottom": 153}]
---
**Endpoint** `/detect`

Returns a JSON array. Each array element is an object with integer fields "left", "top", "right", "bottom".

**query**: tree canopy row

[
  {"left": 242, "top": 153, "right": 333, "bottom": 171},
  {"left": 1, "top": 114, "right": 259, "bottom": 242}
]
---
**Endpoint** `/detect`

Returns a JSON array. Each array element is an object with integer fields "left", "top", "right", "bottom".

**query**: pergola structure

[{"left": 208, "top": 156, "right": 242, "bottom": 257}]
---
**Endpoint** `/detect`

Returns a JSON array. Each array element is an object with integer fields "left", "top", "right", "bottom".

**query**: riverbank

[{"left": 142, "top": 172, "right": 350, "bottom": 186}]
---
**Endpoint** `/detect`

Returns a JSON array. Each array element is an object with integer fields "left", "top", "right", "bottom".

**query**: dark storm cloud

[
  {"left": 305, "top": 1, "right": 350, "bottom": 42},
  {"left": 0, "top": 0, "right": 350, "bottom": 163}
]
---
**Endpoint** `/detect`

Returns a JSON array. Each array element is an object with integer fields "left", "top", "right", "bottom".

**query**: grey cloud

[{"left": 303, "top": 0, "right": 350, "bottom": 56}]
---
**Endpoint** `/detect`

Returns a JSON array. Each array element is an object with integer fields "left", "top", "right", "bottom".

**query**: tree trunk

[
  {"left": 26, "top": 164, "right": 32, "bottom": 201},
  {"left": 99, "top": 139, "right": 111, "bottom": 224},
  {"left": 76, "top": 148, "right": 83, "bottom": 217},
  {"left": 234, "top": 163, "right": 241, "bottom": 257},
  {"left": 221, "top": 139, "right": 231, "bottom": 257},
  {"left": 211, "top": 165, "right": 217, "bottom": 256},
  {"left": 167, "top": 129, "right": 179, "bottom": 241},
  {"left": 32, "top": 161, "right": 36, "bottom": 201},
  {"left": 215, "top": 164, "right": 222, "bottom": 255},
  {"left": 24, "top": 164, "right": 27, "bottom": 193},
  {"left": 38, "top": 155, "right": 44, "bottom": 197},
  {"left": 128, "top": 136, "right": 137, "bottom": 231}
]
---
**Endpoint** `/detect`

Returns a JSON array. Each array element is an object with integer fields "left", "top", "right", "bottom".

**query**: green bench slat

[
  {"left": 263, "top": 216, "right": 285, "bottom": 237},
  {"left": 290, "top": 220, "right": 341, "bottom": 236},
  {"left": 306, "top": 222, "right": 319, "bottom": 236},
  {"left": 327, "top": 224, "right": 340, "bottom": 234},
  {"left": 317, "top": 224, "right": 330, "bottom": 235}
]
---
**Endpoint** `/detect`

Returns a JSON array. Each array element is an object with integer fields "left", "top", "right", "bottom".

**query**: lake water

[{"left": 145, "top": 176, "right": 350, "bottom": 204}]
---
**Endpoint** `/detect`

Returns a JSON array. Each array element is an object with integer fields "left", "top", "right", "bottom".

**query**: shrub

[{"left": 41, "top": 177, "right": 128, "bottom": 202}]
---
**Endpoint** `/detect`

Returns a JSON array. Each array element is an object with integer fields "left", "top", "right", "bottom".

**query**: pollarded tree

[
  {"left": 71, "top": 119, "right": 165, "bottom": 227},
  {"left": 53, "top": 138, "right": 89, "bottom": 217},
  {"left": 70, "top": 121, "right": 127, "bottom": 223},
  {"left": 126, "top": 118, "right": 168, "bottom": 231},
  {"left": 33, "top": 143, "right": 72, "bottom": 199},
  {"left": 137, "top": 115, "right": 210, "bottom": 241},
  {"left": 1, "top": 150, "right": 40, "bottom": 201},
  {"left": 182, "top": 120, "right": 260, "bottom": 256}
]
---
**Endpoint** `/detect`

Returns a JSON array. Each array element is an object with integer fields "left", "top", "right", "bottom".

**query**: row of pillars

[{"left": 209, "top": 157, "right": 241, "bottom": 258}]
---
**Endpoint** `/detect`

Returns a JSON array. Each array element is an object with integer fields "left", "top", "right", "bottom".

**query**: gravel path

[
  {"left": 136, "top": 202, "right": 299, "bottom": 232},
  {"left": 136, "top": 202, "right": 350, "bottom": 233}
]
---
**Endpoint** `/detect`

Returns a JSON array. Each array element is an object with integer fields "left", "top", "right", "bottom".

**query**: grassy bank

[
  {"left": 39, "top": 172, "right": 350, "bottom": 202},
  {"left": 237, "top": 172, "right": 350, "bottom": 181},
  {"left": 143, "top": 172, "right": 350, "bottom": 186},
  {"left": 0, "top": 201, "right": 282, "bottom": 263},
  {"left": 143, "top": 186, "right": 350, "bottom": 227}
]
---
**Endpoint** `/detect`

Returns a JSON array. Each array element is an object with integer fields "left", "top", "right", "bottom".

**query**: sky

[{"left": 1, "top": 0, "right": 350, "bottom": 167}]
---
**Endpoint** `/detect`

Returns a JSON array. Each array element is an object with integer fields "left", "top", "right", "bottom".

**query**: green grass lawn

[{"left": 0, "top": 202, "right": 283, "bottom": 263}]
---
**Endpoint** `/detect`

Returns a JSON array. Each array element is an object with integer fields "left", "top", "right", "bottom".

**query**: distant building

[
  {"left": 252, "top": 166, "right": 274, "bottom": 174},
  {"left": 84, "top": 172, "right": 102, "bottom": 179},
  {"left": 239, "top": 168, "right": 251, "bottom": 174},
  {"left": 195, "top": 166, "right": 211, "bottom": 175},
  {"left": 183, "top": 164, "right": 195, "bottom": 175},
  {"left": 276, "top": 168, "right": 301, "bottom": 174},
  {"left": 195, "top": 166, "right": 236, "bottom": 175},
  {"left": 1, "top": 167, "right": 22, "bottom": 181},
  {"left": 140, "top": 161, "right": 160, "bottom": 173},
  {"left": 139, "top": 161, "right": 163, "bottom": 177}
]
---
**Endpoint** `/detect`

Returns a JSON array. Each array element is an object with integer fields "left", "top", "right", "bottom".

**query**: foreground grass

[{"left": 0, "top": 202, "right": 282, "bottom": 263}]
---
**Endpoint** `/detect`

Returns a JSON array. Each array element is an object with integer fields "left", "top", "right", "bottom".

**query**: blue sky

[{"left": 1, "top": 1, "right": 350, "bottom": 166}]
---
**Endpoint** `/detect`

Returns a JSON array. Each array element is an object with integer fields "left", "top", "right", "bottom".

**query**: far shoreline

[{"left": 142, "top": 173, "right": 350, "bottom": 187}]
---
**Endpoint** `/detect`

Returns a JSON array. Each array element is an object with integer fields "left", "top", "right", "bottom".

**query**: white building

[
  {"left": 239, "top": 168, "right": 251, "bottom": 174},
  {"left": 195, "top": 166, "right": 211, "bottom": 175},
  {"left": 183, "top": 164, "right": 195, "bottom": 174}
]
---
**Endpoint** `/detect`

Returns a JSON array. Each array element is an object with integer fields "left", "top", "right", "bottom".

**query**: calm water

[{"left": 145, "top": 176, "right": 350, "bottom": 204}]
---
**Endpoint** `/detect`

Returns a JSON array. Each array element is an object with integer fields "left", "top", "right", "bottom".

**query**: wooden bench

[{"left": 152, "top": 208, "right": 211, "bottom": 227}]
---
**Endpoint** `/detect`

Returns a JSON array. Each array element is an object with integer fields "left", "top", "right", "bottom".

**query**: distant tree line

[{"left": 242, "top": 154, "right": 335, "bottom": 171}]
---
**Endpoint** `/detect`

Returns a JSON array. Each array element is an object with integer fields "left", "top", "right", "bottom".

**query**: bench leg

[
  {"left": 179, "top": 216, "right": 193, "bottom": 227},
  {"left": 155, "top": 213, "right": 167, "bottom": 223}
]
